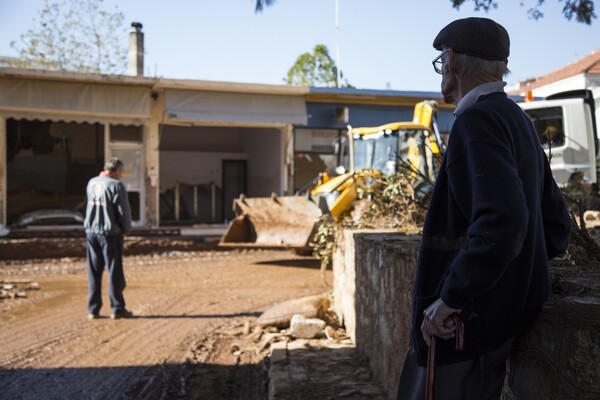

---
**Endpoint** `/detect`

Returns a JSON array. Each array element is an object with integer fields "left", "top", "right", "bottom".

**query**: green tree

[
  {"left": 10, "top": 0, "right": 127, "bottom": 74},
  {"left": 285, "top": 44, "right": 351, "bottom": 88},
  {"left": 451, "top": 0, "right": 596, "bottom": 24}
]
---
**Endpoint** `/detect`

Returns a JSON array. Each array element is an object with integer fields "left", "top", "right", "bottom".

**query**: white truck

[{"left": 518, "top": 88, "right": 600, "bottom": 187}]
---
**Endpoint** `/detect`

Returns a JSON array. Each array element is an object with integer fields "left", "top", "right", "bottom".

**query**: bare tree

[{"left": 10, "top": 0, "right": 127, "bottom": 74}]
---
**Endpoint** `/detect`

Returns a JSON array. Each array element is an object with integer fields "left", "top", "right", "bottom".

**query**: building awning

[
  {"left": 0, "top": 78, "right": 151, "bottom": 125},
  {"left": 164, "top": 89, "right": 307, "bottom": 126}
]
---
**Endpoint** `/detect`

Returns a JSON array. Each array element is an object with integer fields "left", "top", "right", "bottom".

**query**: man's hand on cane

[{"left": 421, "top": 298, "right": 462, "bottom": 346}]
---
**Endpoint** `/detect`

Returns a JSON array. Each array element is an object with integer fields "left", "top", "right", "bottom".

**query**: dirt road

[{"left": 0, "top": 240, "right": 331, "bottom": 399}]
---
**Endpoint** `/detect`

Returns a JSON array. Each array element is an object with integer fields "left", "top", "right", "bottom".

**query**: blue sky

[{"left": 0, "top": 0, "right": 599, "bottom": 92}]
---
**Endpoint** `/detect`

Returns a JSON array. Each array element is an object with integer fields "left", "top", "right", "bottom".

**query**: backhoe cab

[
  {"left": 310, "top": 101, "right": 444, "bottom": 219},
  {"left": 219, "top": 100, "right": 445, "bottom": 250}
]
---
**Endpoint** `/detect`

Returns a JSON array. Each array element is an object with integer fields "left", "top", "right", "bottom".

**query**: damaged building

[{"left": 0, "top": 24, "right": 454, "bottom": 234}]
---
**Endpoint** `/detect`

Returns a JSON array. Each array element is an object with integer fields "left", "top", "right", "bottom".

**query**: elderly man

[
  {"left": 396, "top": 18, "right": 571, "bottom": 400},
  {"left": 84, "top": 158, "right": 133, "bottom": 320}
]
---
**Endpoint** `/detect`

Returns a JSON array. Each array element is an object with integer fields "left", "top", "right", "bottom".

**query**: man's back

[{"left": 84, "top": 175, "right": 132, "bottom": 235}]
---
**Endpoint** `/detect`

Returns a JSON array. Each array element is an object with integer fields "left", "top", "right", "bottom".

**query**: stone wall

[
  {"left": 504, "top": 295, "right": 600, "bottom": 400},
  {"left": 331, "top": 229, "right": 359, "bottom": 343},
  {"left": 332, "top": 229, "right": 600, "bottom": 399},
  {"left": 332, "top": 230, "right": 419, "bottom": 397}
]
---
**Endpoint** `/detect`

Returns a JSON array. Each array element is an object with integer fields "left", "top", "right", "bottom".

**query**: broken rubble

[
  {"left": 289, "top": 314, "right": 326, "bottom": 339},
  {"left": 0, "top": 280, "right": 40, "bottom": 300}
]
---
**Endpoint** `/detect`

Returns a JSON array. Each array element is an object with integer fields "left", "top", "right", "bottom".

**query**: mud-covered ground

[
  {"left": 0, "top": 237, "right": 332, "bottom": 399},
  {"left": 3, "top": 228, "right": 598, "bottom": 400},
  {"left": 0, "top": 235, "right": 222, "bottom": 260}
]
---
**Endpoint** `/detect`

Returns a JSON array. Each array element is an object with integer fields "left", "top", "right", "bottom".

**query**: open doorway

[
  {"left": 158, "top": 125, "right": 281, "bottom": 226},
  {"left": 5, "top": 119, "right": 104, "bottom": 226}
]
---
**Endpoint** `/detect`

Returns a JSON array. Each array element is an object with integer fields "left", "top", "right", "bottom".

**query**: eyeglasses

[{"left": 432, "top": 50, "right": 448, "bottom": 74}]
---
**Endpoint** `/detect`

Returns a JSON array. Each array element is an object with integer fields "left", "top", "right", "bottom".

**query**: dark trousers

[
  {"left": 396, "top": 336, "right": 515, "bottom": 400},
  {"left": 86, "top": 233, "right": 126, "bottom": 315}
]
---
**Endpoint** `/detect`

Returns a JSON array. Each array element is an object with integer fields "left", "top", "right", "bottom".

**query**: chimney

[{"left": 128, "top": 22, "right": 144, "bottom": 76}]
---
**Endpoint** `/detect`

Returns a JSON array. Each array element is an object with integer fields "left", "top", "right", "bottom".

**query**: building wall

[
  {"left": 159, "top": 151, "right": 246, "bottom": 190},
  {"left": 587, "top": 75, "right": 600, "bottom": 89},
  {"left": 159, "top": 125, "right": 243, "bottom": 152},
  {"left": 240, "top": 127, "right": 282, "bottom": 197}
]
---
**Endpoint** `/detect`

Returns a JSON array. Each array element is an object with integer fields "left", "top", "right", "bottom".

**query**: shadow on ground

[
  {"left": 254, "top": 258, "right": 321, "bottom": 269},
  {"left": 0, "top": 361, "right": 267, "bottom": 400},
  {"left": 131, "top": 312, "right": 262, "bottom": 319}
]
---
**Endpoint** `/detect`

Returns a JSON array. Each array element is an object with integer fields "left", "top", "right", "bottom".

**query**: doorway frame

[
  {"left": 107, "top": 125, "right": 146, "bottom": 228},
  {"left": 222, "top": 159, "right": 247, "bottom": 222}
]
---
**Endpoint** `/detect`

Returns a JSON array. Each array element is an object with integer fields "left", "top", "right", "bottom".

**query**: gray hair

[
  {"left": 104, "top": 157, "right": 124, "bottom": 172},
  {"left": 453, "top": 51, "right": 510, "bottom": 80}
]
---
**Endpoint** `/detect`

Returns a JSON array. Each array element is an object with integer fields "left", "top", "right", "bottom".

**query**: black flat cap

[{"left": 433, "top": 17, "right": 510, "bottom": 61}]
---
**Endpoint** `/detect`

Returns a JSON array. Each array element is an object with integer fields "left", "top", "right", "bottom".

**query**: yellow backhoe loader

[{"left": 219, "top": 100, "right": 445, "bottom": 252}]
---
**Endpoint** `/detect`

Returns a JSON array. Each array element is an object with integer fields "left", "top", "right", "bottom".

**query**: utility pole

[{"left": 335, "top": 0, "right": 341, "bottom": 88}]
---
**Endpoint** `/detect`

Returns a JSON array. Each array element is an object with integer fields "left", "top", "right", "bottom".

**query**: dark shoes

[
  {"left": 87, "top": 309, "right": 133, "bottom": 320},
  {"left": 110, "top": 309, "right": 134, "bottom": 320}
]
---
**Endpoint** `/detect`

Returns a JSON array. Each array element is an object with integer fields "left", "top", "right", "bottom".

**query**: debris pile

[
  {"left": 550, "top": 218, "right": 600, "bottom": 298},
  {"left": 0, "top": 279, "right": 40, "bottom": 300},
  {"left": 257, "top": 293, "right": 343, "bottom": 340}
]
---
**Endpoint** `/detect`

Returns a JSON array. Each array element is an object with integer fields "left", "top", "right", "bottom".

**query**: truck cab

[{"left": 519, "top": 88, "right": 600, "bottom": 186}]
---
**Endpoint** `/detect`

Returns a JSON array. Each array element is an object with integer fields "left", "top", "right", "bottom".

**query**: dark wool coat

[{"left": 411, "top": 91, "right": 572, "bottom": 366}]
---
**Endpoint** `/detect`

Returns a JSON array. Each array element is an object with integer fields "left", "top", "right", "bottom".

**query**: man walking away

[
  {"left": 84, "top": 157, "right": 133, "bottom": 320},
  {"left": 396, "top": 17, "right": 571, "bottom": 400}
]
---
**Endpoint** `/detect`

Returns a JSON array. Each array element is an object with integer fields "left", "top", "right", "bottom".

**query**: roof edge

[
  {"left": 0, "top": 67, "right": 156, "bottom": 86},
  {"left": 154, "top": 78, "right": 309, "bottom": 96}
]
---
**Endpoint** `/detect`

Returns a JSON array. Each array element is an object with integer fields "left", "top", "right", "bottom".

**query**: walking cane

[{"left": 425, "top": 312, "right": 466, "bottom": 400}]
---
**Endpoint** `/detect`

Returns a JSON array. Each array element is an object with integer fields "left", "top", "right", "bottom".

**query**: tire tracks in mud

[{"left": 0, "top": 249, "right": 327, "bottom": 399}]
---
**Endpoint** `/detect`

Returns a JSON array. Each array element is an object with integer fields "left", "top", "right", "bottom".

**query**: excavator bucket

[{"left": 219, "top": 195, "right": 323, "bottom": 252}]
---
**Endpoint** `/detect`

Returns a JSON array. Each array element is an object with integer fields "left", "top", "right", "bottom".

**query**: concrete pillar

[
  {"left": 0, "top": 117, "right": 6, "bottom": 229},
  {"left": 146, "top": 89, "right": 163, "bottom": 227},
  {"left": 284, "top": 124, "right": 294, "bottom": 195}
]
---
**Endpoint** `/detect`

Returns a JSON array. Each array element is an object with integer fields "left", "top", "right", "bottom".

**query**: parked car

[{"left": 13, "top": 209, "right": 85, "bottom": 229}]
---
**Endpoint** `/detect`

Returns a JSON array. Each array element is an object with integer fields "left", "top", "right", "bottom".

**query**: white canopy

[{"left": 0, "top": 78, "right": 151, "bottom": 125}]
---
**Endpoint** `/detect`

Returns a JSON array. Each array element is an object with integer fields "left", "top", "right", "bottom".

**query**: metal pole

[
  {"left": 348, "top": 125, "right": 354, "bottom": 172},
  {"left": 335, "top": 0, "right": 341, "bottom": 87}
]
